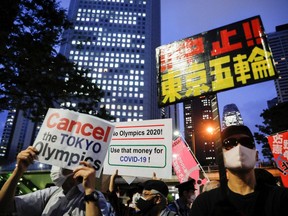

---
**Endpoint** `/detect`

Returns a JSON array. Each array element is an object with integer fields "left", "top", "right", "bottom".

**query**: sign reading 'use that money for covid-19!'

[
  {"left": 32, "top": 108, "right": 115, "bottom": 177},
  {"left": 103, "top": 119, "right": 173, "bottom": 179}
]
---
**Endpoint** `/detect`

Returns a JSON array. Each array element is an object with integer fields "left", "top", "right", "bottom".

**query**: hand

[
  {"left": 152, "top": 172, "right": 160, "bottom": 180},
  {"left": 73, "top": 161, "right": 96, "bottom": 194},
  {"left": 16, "top": 146, "right": 38, "bottom": 173},
  {"left": 111, "top": 169, "right": 119, "bottom": 179}
]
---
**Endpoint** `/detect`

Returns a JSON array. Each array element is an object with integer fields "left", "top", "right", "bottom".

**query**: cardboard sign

[
  {"left": 267, "top": 131, "right": 288, "bottom": 187},
  {"left": 103, "top": 119, "right": 173, "bottom": 179},
  {"left": 32, "top": 108, "right": 114, "bottom": 177}
]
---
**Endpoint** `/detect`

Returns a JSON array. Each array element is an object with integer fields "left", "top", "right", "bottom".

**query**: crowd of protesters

[{"left": 1, "top": 125, "right": 288, "bottom": 216}]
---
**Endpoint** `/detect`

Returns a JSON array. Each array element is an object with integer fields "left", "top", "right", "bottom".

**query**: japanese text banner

[
  {"left": 267, "top": 131, "right": 288, "bottom": 187},
  {"left": 156, "top": 15, "right": 277, "bottom": 106}
]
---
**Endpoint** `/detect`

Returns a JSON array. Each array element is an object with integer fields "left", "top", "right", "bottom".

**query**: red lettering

[
  {"left": 104, "top": 126, "right": 111, "bottom": 142},
  {"left": 45, "top": 112, "right": 112, "bottom": 142},
  {"left": 81, "top": 123, "right": 93, "bottom": 136},
  {"left": 211, "top": 29, "right": 242, "bottom": 56},
  {"left": 92, "top": 127, "right": 105, "bottom": 140},
  {"left": 57, "top": 118, "right": 69, "bottom": 130},
  {"left": 47, "top": 113, "right": 59, "bottom": 128},
  {"left": 68, "top": 120, "right": 81, "bottom": 133}
]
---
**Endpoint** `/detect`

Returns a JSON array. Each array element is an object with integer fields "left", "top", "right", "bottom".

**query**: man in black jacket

[{"left": 190, "top": 125, "right": 288, "bottom": 216}]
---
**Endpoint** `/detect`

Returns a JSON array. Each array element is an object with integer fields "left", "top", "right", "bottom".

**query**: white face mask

[
  {"left": 223, "top": 145, "right": 256, "bottom": 170},
  {"left": 129, "top": 192, "right": 141, "bottom": 208},
  {"left": 50, "top": 166, "right": 73, "bottom": 187}
]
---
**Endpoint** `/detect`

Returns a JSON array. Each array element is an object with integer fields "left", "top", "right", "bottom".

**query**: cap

[
  {"left": 221, "top": 125, "right": 254, "bottom": 141},
  {"left": 142, "top": 180, "right": 169, "bottom": 197},
  {"left": 175, "top": 179, "right": 196, "bottom": 191}
]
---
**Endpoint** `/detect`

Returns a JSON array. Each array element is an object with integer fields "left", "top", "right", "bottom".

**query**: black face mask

[{"left": 136, "top": 197, "right": 156, "bottom": 214}]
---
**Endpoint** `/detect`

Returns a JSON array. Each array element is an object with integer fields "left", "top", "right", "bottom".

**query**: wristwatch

[{"left": 84, "top": 191, "right": 99, "bottom": 203}]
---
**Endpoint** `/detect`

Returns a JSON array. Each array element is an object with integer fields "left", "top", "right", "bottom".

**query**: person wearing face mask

[
  {"left": 0, "top": 146, "right": 114, "bottom": 216},
  {"left": 135, "top": 179, "right": 177, "bottom": 216},
  {"left": 168, "top": 179, "right": 196, "bottom": 216},
  {"left": 190, "top": 125, "right": 288, "bottom": 216}
]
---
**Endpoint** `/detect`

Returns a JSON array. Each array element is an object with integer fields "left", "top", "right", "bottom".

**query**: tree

[
  {"left": 0, "top": 0, "right": 113, "bottom": 122},
  {"left": 254, "top": 102, "right": 288, "bottom": 162}
]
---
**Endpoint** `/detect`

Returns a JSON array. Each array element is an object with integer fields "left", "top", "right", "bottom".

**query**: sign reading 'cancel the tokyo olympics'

[{"left": 33, "top": 108, "right": 114, "bottom": 177}]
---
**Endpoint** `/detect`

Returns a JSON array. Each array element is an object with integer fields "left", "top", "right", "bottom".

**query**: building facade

[
  {"left": 0, "top": 0, "right": 161, "bottom": 170},
  {"left": 183, "top": 95, "right": 220, "bottom": 167},
  {"left": 268, "top": 24, "right": 288, "bottom": 103},
  {"left": 222, "top": 103, "right": 244, "bottom": 129},
  {"left": 60, "top": 0, "right": 161, "bottom": 122}
]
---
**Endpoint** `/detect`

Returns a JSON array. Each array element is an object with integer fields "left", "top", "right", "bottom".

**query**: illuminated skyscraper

[
  {"left": 0, "top": 0, "right": 161, "bottom": 169},
  {"left": 183, "top": 95, "right": 219, "bottom": 167},
  {"left": 222, "top": 103, "right": 244, "bottom": 129},
  {"left": 60, "top": 0, "right": 161, "bottom": 122},
  {"left": 268, "top": 24, "right": 288, "bottom": 103}
]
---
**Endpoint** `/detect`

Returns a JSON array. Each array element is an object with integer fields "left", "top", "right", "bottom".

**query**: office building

[
  {"left": 60, "top": 0, "right": 161, "bottom": 122},
  {"left": 268, "top": 24, "right": 288, "bottom": 103},
  {"left": 183, "top": 95, "right": 219, "bottom": 167},
  {"left": 0, "top": 0, "right": 161, "bottom": 169},
  {"left": 222, "top": 103, "right": 244, "bottom": 129}
]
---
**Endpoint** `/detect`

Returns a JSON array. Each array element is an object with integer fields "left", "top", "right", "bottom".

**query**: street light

[
  {"left": 173, "top": 130, "right": 180, "bottom": 137},
  {"left": 206, "top": 126, "right": 214, "bottom": 134}
]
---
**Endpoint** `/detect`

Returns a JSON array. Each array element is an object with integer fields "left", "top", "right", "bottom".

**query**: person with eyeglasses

[
  {"left": 190, "top": 125, "right": 288, "bottom": 216},
  {"left": 135, "top": 179, "right": 177, "bottom": 216}
]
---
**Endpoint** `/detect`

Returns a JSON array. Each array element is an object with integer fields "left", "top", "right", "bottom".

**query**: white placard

[
  {"left": 32, "top": 108, "right": 115, "bottom": 178},
  {"left": 103, "top": 119, "right": 172, "bottom": 179}
]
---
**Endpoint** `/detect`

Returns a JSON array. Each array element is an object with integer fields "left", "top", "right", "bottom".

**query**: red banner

[{"left": 267, "top": 131, "right": 288, "bottom": 187}]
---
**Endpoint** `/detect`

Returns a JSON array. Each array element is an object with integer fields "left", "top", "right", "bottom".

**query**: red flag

[
  {"left": 267, "top": 131, "right": 288, "bottom": 187},
  {"left": 172, "top": 137, "right": 208, "bottom": 194}
]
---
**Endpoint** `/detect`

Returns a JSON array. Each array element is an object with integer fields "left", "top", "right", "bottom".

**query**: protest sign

[
  {"left": 267, "top": 131, "right": 288, "bottom": 187},
  {"left": 172, "top": 137, "right": 208, "bottom": 193},
  {"left": 103, "top": 119, "right": 172, "bottom": 179},
  {"left": 156, "top": 16, "right": 276, "bottom": 106},
  {"left": 33, "top": 108, "right": 114, "bottom": 177}
]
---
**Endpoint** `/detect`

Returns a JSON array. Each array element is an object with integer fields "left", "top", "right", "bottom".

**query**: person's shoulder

[
  {"left": 193, "top": 187, "right": 222, "bottom": 207},
  {"left": 167, "top": 200, "right": 177, "bottom": 212},
  {"left": 256, "top": 184, "right": 288, "bottom": 204},
  {"left": 198, "top": 187, "right": 222, "bottom": 199},
  {"left": 191, "top": 187, "right": 222, "bottom": 215},
  {"left": 266, "top": 185, "right": 288, "bottom": 196},
  {"left": 161, "top": 207, "right": 177, "bottom": 216}
]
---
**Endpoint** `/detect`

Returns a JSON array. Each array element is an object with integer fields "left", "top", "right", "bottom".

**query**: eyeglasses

[{"left": 222, "top": 137, "right": 255, "bottom": 150}]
